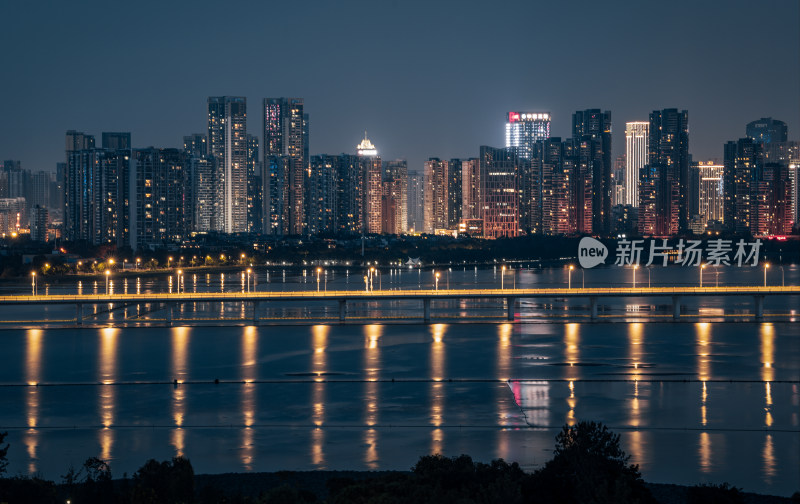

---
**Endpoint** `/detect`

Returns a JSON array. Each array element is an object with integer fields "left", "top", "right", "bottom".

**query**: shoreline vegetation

[{"left": 1, "top": 423, "right": 797, "bottom": 504}]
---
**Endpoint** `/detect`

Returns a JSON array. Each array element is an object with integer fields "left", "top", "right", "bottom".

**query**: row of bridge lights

[{"left": 28, "top": 261, "right": 785, "bottom": 297}]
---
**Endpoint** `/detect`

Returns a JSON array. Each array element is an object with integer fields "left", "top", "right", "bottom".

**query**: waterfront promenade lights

[
  {"left": 316, "top": 267, "right": 322, "bottom": 292},
  {"left": 241, "top": 253, "right": 246, "bottom": 265},
  {"left": 168, "top": 256, "right": 173, "bottom": 269},
  {"left": 246, "top": 268, "right": 252, "bottom": 292},
  {"left": 108, "top": 258, "right": 114, "bottom": 271},
  {"left": 435, "top": 272, "right": 440, "bottom": 291},
  {"left": 632, "top": 264, "right": 638, "bottom": 288},
  {"left": 177, "top": 269, "right": 183, "bottom": 294},
  {"left": 501, "top": 265, "right": 506, "bottom": 290},
  {"left": 105, "top": 269, "right": 110, "bottom": 295},
  {"left": 370, "top": 267, "right": 375, "bottom": 291},
  {"left": 136, "top": 257, "right": 141, "bottom": 270},
  {"left": 700, "top": 264, "right": 706, "bottom": 288},
  {"left": 764, "top": 263, "right": 769, "bottom": 287},
  {"left": 568, "top": 265, "right": 574, "bottom": 289},
  {"left": 780, "top": 266, "right": 785, "bottom": 287},
  {"left": 31, "top": 271, "right": 36, "bottom": 296},
  {"left": 364, "top": 275, "right": 369, "bottom": 292}
]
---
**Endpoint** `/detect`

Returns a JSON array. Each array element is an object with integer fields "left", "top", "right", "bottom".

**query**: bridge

[{"left": 0, "top": 286, "right": 797, "bottom": 327}]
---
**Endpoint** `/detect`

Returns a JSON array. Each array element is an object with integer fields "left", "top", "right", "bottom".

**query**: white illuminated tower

[
  {"left": 505, "top": 112, "right": 550, "bottom": 159},
  {"left": 625, "top": 121, "right": 648, "bottom": 207},
  {"left": 357, "top": 133, "right": 382, "bottom": 234}
]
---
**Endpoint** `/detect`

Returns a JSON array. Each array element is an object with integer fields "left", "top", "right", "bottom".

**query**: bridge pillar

[
  {"left": 338, "top": 300, "right": 346, "bottom": 323},
  {"left": 506, "top": 297, "right": 515, "bottom": 321},
  {"left": 754, "top": 295, "right": 764, "bottom": 321},
  {"left": 590, "top": 297, "right": 598, "bottom": 321},
  {"left": 672, "top": 296, "right": 681, "bottom": 320},
  {"left": 166, "top": 303, "right": 173, "bottom": 327},
  {"left": 76, "top": 303, "right": 82, "bottom": 326},
  {"left": 423, "top": 298, "right": 431, "bottom": 323},
  {"left": 252, "top": 301, "right": 261, "bottom": 325}
]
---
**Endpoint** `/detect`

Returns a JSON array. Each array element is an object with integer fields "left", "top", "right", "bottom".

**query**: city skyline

[{"left": 1, "top": 1, "right": 798, "bottom": 174}]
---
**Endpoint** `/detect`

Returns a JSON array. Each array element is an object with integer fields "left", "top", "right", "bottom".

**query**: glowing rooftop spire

[{"left": 357, "top": 131, "right": 377, "bottom": 156}]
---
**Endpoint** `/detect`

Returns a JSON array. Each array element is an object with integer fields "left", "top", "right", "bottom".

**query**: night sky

[{"left": 2, "top": 0, "right": 798, "bottom": 173}]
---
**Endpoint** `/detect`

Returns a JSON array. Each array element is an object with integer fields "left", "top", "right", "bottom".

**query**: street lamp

[
  {"left": 435, "top": 271, "right": 440, "bottom": 291},
  {"left": 246, "top": 268, "right": 252, "bottom": 292},
  {"left": 700, "top": 264, "right": 706, "bottom": 288},
  {"left": 568, "top": 265, "right": 574, "bottom": 289},
  {"left": 31, "top": 271, "right": 36, "bottom": 296},
  {"left": 779, "top": 265, "right": 785, "bottom": 287},
  {"left": 105, "top": 269, "right": 111, "bottom": 295},
  {"left": 168, "top": 256, "right": 173, "bottom": 269},
  {"left": 316, "top": 267, "right": 322, "bottom": 292},
  {"left": 632, "top": 264, "right": 638, "bottom": 288},
  {"left": 364, "top": 274, "right": 369, "bottom": 292},
  {"left": 177, "top": 269, "right": 183, "bottom": 294},
  {"left": 370, "top": 267, "right": 375, "bottom": 291},
  {"left": 241, "top": 253, "right": 246, "bottom": 265},
  {"left": 501, "top": 265, "right": 506, "bottom": 290},
  {"left": 136, "top": 257, "right": 141, "bottom": 270},
  {"left": 764, "top": 263, "right": 769, "bottom": 287}
]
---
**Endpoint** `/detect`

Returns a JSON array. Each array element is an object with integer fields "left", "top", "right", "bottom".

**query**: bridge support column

[
  {"left": 252, "top": 301, "right": 261, "bottom": 325},
  {"left": 76, "top": 303, "right": 82, "bottom": 326},
  {"left": 754, "top": 295, "right": 764, "bottom": 321},
  {"left": 338, "top": 300, "right": 346, "bottom": 323},
  {"left": 672, "top": 296, "right": 681, "bottom": 320},
  {"left": 590, "top": 297, "right": 598, "bottom": 321},
  {"left": 506, "top": 297, "right": 515, "bottom": 321},
  {"left": 423, "top": 298, "right": 431, "bottom": 323},
  {"left": 166, "top": 303, "right": 173, "bottom": 327}
]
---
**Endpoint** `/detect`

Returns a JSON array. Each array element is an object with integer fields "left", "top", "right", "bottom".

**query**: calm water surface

[{"left": 0, "top": 266, "right": 798, "bottom": 495}]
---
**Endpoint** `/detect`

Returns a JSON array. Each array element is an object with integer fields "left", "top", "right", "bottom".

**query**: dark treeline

[{"left": 2, "top": 423, "right": 792, "bottom": 504}]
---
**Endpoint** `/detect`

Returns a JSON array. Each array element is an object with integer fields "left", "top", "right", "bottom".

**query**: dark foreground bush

[{"left": 687, "top": 482, "right": 744, "bottom": 504}]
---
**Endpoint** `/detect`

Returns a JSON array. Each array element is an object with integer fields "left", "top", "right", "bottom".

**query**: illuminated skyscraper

[
  {"left": 357, "top": 133, "right": 382, "bottom": 234},
  {"left": 382, "top": 160, "right": 408, "bottom": 234},
  {"left": 695, "top": 161, "right": 724, "bottom": 223},
  {"left": 461, "top": 158, "right": 481, "bottom": 220},
  {"left": 207, "top": 96, "right": 247, "bottom": 233},
  {"left": 407, "top": 171, "right": 424, "bottom": 233},
  {"left": 264, "top": 97, "right": 305, "bottom": 235},
  {"left": 573, "top": 109, "right": 612, "bottom": 234},
  {"left": 480, "top": 146, "right": 519, "bottom": 239},
  {"left": 625, "top": 122, "right": 648, "bottom": 207},
  {"left": 505, "top": 112, "right": 550, "bottom": 159},
  {"left": 423, "top": 158, "right": 448, "bottom": 233}
]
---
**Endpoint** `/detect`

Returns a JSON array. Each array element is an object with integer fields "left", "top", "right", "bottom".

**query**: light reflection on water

[
  {"left": 430, "top": 324, "right": 446, "bottom": 454},
  {"left": 241, "top": 326, "right": 257, "bottom": 470},
  {"left": 3, "top": 321, "right": 799, "bottom": 496},
  {"left": 311, "top": 325, "right": 327, "bottom": 468},
  {"left": 99, "top": 327, "right": 118, "bottom": 462},
  {"left": 363, "top": 325, "right": 381, "bottom": 468},
  {"left": 171, "top": 326, "right": 189, "bottom": 457},
  {"left": 25, "top": 329, "right": 41, "bottom": 473}
]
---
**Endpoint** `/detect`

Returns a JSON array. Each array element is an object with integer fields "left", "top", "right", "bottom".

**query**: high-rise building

[
  {"left": 307, "top": 155, "right": 339, "bottom": 235},
  {"left": 264, "top": 97, "right": 305, "bottom": 235},
  {"left": 724, "top": 139, "right": 792, "bottom": 236},
  {"left": 382, "top": 160, "right": 408, "bottom": 234},
  {"left": 0, "top": 197, "right": 26, "bottom": 236},
  {"left": 505, "top": 112, "right": 551, "bottom": 159},
  {"left": 130, "top": 148, "right": 190, "bottom": 249},
  {"left": 407, "top": 171, "right": 424, "bottom": 233},
  {"left": 246, "top": 134, "right": 261, "bottom": 233},
  {"left": 447, "top": 158, "right": 462, "bottom": 228},
  {"left": 358, "top": 134, "right": 382, "bottom": 234},
  {"left": 64, "top": 132, "right": 131, "bottom": 246},
  {"left": 102, "top": 132, "right": 131, "bottom": 150},
  {"left": 695, "top": 161, "right": 724, "bottom": 224},
  {"left": 572, "top": 109, "right": 612, "bottom": 234},
  {"left": 461, "top": 158, "right": 481, "bottom": 221},
  {"left": 183, "top": 134, "right": 208, "bottom": 158},
  {"left": 187, "top": 156, "right": 214, "bottom": 233},
  {"left": 480, "top": 147, "right": 519, "bottom": 239},
  {"left": 639, "top": 109, "right": 689, "bottom": 235},
  {"left": 625, "top": 122, "right": 648, "bottom": 207},
  {"left": 208, "top": 96, "right": 247, "bottom": 233},
  {"left": 30, "top": 205, "right": 48, "bottom": 242},
  {"left": 724, "top": 138, "right": 762, "bottom": 234},
  {"left": 746, "top": 117, "right": 787, "bottom": 144},
  {"left": 612, "top": 155, "right": 626, "bottom": 206},
  {"left": 423, "top": 158, "right": 449, "bottom": 233},
  {"left": 535, "top": 138, "right": 591, "bottom": 236},
  {"left": 336, "top": 154, "right": 363, "bottom": 234}
]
